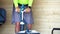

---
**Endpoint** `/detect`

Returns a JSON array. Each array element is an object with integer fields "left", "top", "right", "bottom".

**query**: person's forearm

[
  {"left": 13, "top": 0, "right": 18, "bottom": 8},
  {"left": 28, "top": 0, "right": 33, "bottom": 8}
]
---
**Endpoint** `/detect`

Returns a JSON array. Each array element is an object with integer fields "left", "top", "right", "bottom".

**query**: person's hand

[
  {"left": 15, "top": 7, "right": 20, "bottom": 12},
  {"left": 24, "top": 8, "right": 31, "bottom": 13}
]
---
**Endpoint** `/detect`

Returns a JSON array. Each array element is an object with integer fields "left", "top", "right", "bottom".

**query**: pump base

[{"left": 17, "top": 30, "right": 40, "bottom": 34}]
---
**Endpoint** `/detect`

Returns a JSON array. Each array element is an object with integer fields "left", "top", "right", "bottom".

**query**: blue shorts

[{"left": 12, "top": 5, "right": 34, "bottom": 24}]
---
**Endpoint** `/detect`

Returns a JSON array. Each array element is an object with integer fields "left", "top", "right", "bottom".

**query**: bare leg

[
  {"left": 15, "top": 22, "right": 20, "bottom": 33},
  {"left": 27, "top": 24, "right": 32, "bottom": 30}
]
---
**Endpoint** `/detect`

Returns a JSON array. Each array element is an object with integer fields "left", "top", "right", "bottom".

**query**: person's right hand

[{"left": 15, "top": 7, "right": 20, "bottom": 12}]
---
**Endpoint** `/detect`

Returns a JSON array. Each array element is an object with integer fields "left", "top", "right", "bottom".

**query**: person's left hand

[{"left": 24, "top": 8, "right": 31, "bottom": 13}]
